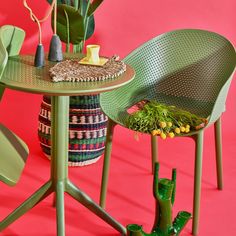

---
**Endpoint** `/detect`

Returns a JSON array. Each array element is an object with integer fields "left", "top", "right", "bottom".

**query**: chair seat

[
  {"left": 0, "top": 123, "right": 29, "bottom": 186},
  {"left": 101, "top": 92, "right": 214, "bottom": 130}
]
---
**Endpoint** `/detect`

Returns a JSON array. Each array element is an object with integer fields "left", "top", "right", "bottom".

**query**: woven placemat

[{"left": 49, "top": 56, "right": 126, "bottom": 82}]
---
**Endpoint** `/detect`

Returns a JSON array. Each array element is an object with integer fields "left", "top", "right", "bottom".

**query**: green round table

[{"left": 0, "top": 54, "right": 135, "bottom": 236}]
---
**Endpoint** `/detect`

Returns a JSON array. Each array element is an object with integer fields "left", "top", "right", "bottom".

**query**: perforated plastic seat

[
  {"left": 0, "top": 25, "right": 29, "bottom": 186},
  {"left": 99, "top": 29, "right": 236, "bottom": 235}
]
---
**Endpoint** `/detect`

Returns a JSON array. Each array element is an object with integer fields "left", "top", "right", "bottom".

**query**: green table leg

[
  {"left": 0, "top": 181, "right": 52, "bottom": 231},
  {"left": 66, "top": 180, "right": 126, "bottom": 235},
  {"left": 51, "top": 96, "right": 125, "bottom": 235},
  {"left": 51, "top": 96, "right": 69, "bottom": 236}
]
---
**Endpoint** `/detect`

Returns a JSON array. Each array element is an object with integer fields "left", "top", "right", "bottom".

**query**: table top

[{"left": 0, "top": 54, "right": 135, "bottom": 96}]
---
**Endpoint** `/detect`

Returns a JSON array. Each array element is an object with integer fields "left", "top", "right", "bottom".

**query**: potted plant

[{"left": 38, "top": 0, "right": 108, "bottom": 166}]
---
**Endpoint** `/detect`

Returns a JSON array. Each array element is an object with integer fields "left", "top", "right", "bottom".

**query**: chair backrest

[
  {"left": 0, "top": 25, "right": 25, "bottom": 79},
  {"left": 0, "top": 26, "right": 28, "bottom": 186},
  {"left": 0, "top": 124, "right": 29, "bottom": 186},
  {"left": 100, "top": 29, "right": 236, "bottom": 126}
]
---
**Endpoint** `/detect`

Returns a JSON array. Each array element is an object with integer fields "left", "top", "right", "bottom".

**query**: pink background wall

[
  {"left": 1, "top": 2, "right": 236, "bottom": 235},
  {"left": 0, "top": 0, "right": 236, "bottom": 147},
  {"left": 1, "top": 0, "right": 236, "bottom": 57}
]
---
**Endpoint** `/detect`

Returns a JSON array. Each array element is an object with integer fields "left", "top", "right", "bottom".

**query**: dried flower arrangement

[{"left": 126, "top": 101, "right": 208, "bottom": 140}]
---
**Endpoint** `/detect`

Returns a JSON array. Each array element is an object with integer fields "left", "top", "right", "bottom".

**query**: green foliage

[
  {"left": 87, "top": 0, "right": 104, "bottom": 16},
  {"left": 47, "top": 0, "right": 64, "bottom": 4},
  {"left": 48, "top": 0, "right": 102, "bottom": 45},
  {"left": 47, "top": 0, "right": 104, "bottom": 11},
  {"left": 52, "top": 4, "right": 85, "bottom": 44},
  {"left": 47, "top": 0, "right": 76, "bottom": 5},
  {"left": 80, "top": 0, "right": 95, "bottom": 40},
  {"left": 126, "top": 101, "right": 207, "bottom": 137}
]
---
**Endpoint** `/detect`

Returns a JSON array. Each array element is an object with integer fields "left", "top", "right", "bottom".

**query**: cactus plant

[{"left": 127, "top": 163, "right": 191, "bottom": 236}]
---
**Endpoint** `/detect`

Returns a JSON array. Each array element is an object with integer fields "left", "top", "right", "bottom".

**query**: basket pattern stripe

[{"left": 38, "top": 95, "right": 107, "bottom": 166}]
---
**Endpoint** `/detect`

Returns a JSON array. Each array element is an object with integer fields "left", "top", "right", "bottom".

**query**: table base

[
  {"left": 0, "top": 95, "right": 126, "bottom": 236},
  {"left": 0, "top": 179, "right": 126, "bottom": 235}
]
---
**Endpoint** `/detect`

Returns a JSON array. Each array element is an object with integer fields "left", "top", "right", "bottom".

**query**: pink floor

[{"left": 0, "top": 78, "right": 236, "bottom": 236}]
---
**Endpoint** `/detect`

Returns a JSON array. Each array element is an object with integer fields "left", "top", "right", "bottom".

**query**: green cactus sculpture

[{"left": 127, "top": 163, "right": 191, "bottom": 236}]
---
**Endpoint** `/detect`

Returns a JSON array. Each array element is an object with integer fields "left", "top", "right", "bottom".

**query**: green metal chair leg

[
  {"left": 56, "top": 181, "right": 65, "bottom": 236},
  {"left": 66, "top": 180, "right": 126, "bottom": 235},
  {"left": 0, "top": 86, "right": 5, "bottom": 101},
  {"left": 99, "top": 118, "right": 116, "bottom": 209},
  {"left": 214, "top": 118, "right": 223, "bottom": 190},
  {"left": 0, "top": 181, "right": 52, "bottom": 231},
  {"left": 192, "top": 131, "right": 204, "bottom": 236},
  {"left": 151, "top": 135, "right": 158, "bottom": 174}
]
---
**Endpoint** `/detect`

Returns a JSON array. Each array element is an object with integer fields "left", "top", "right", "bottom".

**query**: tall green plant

[{"left": 47, "top": 0, "right": 104, "bottom": 52}]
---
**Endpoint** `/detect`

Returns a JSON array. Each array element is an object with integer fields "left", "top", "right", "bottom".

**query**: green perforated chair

[
  {"left": 0, "top": 25, "right": 29, "bottom": 186},
  {"left": 99, "top": 29, "right": 236, "bottom": 235}
]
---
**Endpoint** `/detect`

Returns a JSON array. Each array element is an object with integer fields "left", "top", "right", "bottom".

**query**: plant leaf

[
  {"left": 87, "top": 0, "right": 104, "bottom": 16},
  {"left": 85, "top": 16, "right": 95, "bottom": 40},
  {"left": 80, "top": 0, "right": 95, "bottom": 39},
  {"left": 49, "top": 0, "right": 95, "bottom": 41},
  {"left": 47, "top": 0, "right": 74, "bottom": 6},
  {"left": 52, "top": 4, "right": 85, "bottom": 44}
]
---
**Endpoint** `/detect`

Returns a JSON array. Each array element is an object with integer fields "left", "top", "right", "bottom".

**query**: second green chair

[
  {"left": 99, "top": 29, "right": 236, "bottom": 235},
  {"left": 0, "top": 25, "right": 29, "bottom": 194}
]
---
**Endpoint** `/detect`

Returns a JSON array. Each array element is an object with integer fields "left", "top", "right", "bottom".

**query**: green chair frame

[
  {"left": 99, "top": 29, "right": 236, "bottom": 235},
  {"left": 0, "top": 25, "right": 29, "bottom": 186}
]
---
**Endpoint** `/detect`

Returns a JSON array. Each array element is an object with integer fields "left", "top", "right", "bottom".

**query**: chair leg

[
  {"left": 0, "top": 85, "right": 5, "bottom": 101},
  {"left": 99, "top": 119, "right": 116, "bottom": 209},
  {"left": 214, "top": 118, "right": 223, "bottom": 190},
  {"left": 151, "top": 135, "right": 158, "bottom": 174},
  {"left": 192, "top": 131, "right": 204, "bottom": 236}
]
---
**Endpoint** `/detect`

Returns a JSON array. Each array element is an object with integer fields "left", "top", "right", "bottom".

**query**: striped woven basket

[{"left": 38, "top": 95, "right": 107, "bottom": 166}]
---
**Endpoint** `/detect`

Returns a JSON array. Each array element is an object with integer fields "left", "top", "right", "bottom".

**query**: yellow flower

[
  {"left": 185, "top": 127, "right": 190, "bottom": 133},
  {"left": 160, "top": 132, "right": 167, "bottom": 140},
  {"left": 167, "top": 122, "right": 173, "bottom": 127},
  {"left": 156, "top": 129, "right": 161, "bottom": 134},
  {"left": 152, "top": 129, "right": 161, "bottom": 136},
  {"left": 174, "top": 127, "right": 181, "bottom": 134},
  {"left": 159, "top": 122, "right": 167, "bottom": 128},
  {"left": 168, "top": 132, "right": 175, "bottom": 138},
  {"left": 180, "top": 126, "right": 186, "bottom": 132},
  {"left": 186, "top": 124, "right": 190, "bottom": 129},
  {"left": 151, "top": 130, "right": 157, "bottom": 136}
]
